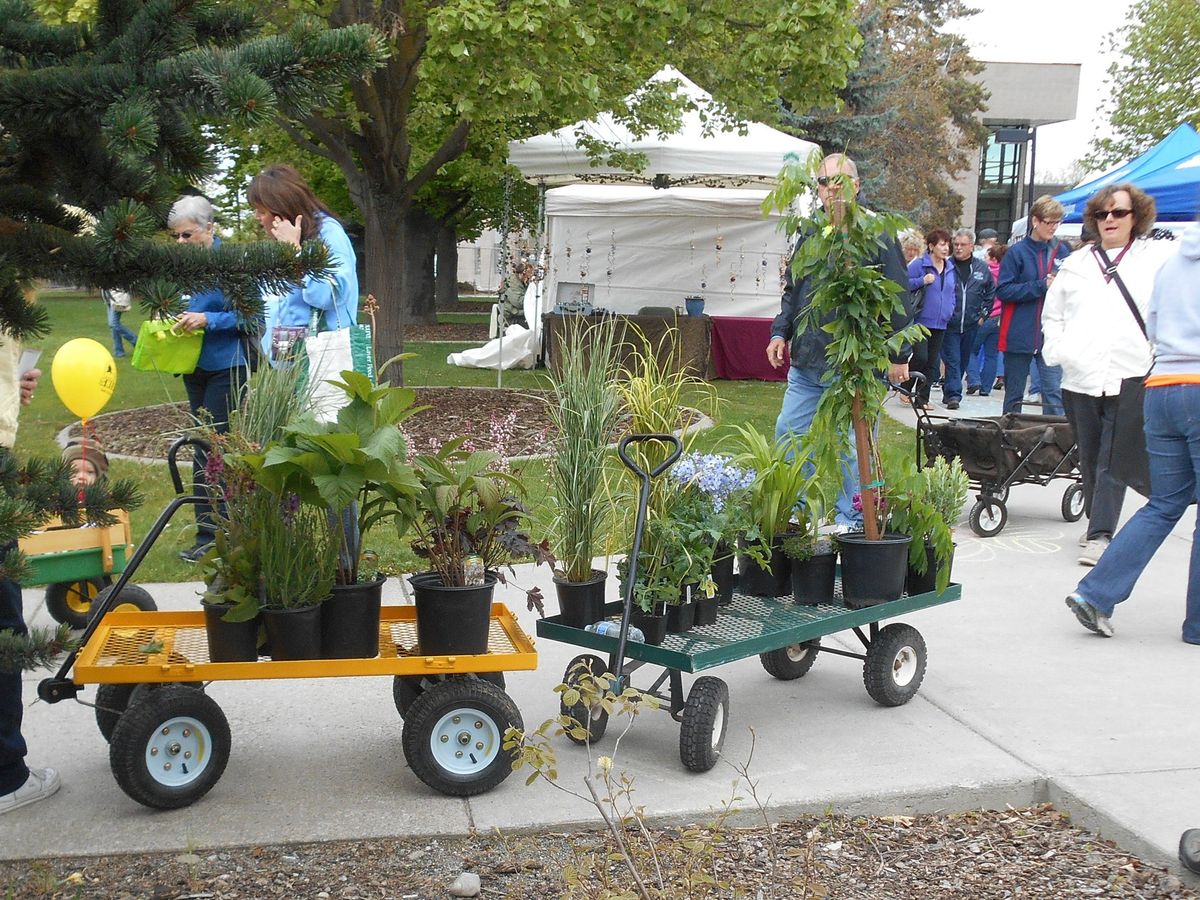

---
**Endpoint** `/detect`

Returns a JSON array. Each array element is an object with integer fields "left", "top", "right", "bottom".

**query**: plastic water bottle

[{"left": 585, "top": 620, "right": 645, "bottom": 643}]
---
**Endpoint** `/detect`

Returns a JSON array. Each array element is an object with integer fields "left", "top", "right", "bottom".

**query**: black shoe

[
  {"left": 1180, "top": 829, "right": 1200, "bottom": 875},
  {"left": 179, "top": 543, "right": 214, "bottom": 563},
  {"left": 966, "top": 385, "right": 980, "bottom": 395},
  {"left": 945, "top": 400, "right": 960, "bottom": 410}
]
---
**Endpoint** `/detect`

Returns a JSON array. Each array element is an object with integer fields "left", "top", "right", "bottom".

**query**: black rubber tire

[
  {"left": 109, "top": 684, "right": 231, "bottom": 809},
  {"left": 560, "top": 654, "right": 610, "bottom": 745},
  {"left": 89, "top": 583, "right": 157, "bottom": 624},
  {"left": 759, "top": 639, "right": 821, "bottom": 680},
  {"left": 391, "top": 672, "right": 506, "bottom": 719},
  {"left": 968, "top": 498, "right": 1007, "bottom": 537},
  {"left": 679, "top": 676, "right": 729, "bottom": 773},
  {"left": 45, "top": 578, "right": 109, "bottom": 629},
  {"left": 94, "top": 683, "right": 139, "bottom": 743},
  {"left": 863, "top": 624, "right": 928, "bottom": 707},
  {"left": 401, "top": 679, "right": 522, "bottom": 796},
  {"left": 1062, "top": 483, "right": 1085, "bottom": 522}
]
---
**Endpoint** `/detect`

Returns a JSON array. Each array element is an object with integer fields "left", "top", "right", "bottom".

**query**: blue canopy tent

[{"left": 1057, "top": 123, "right": 1200, "bottom": 223}]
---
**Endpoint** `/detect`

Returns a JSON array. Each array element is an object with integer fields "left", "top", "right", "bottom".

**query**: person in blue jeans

[
  {"left": 767, "top": 153, "right": 912, "bottom": 528},
  {"left": 1065, "top": 219, "right": 1200, "bottom": 644},
  {"left": 942, "top": 228, "right": 994, "bottom": 408},
  {"left": 997, "top": 195, "right": 1070, "bottom": 416},
  {"left": 102, "top": 288, "right": 137, "bottom": 358}
]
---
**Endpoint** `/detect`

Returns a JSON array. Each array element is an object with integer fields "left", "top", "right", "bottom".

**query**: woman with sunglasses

[
  {"left": 247, "top": 164, "right": 358, "bottom": 362},
  {"left": 167, "top": 193, "right": 257, "bottom": 562},
  {"left": 1042, "top": 183, "right": 1175, "bottom": 567}
]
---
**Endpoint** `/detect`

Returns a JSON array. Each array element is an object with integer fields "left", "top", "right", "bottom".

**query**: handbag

[
  {"left": 1098, "top": 247, "right": 1152, "bottom": 497},
  {"left": 294, "top": 298, "right": 374, "bottom": 424},
  {"left": 130, "top": 318, "right": 204, "bottom": 374}
]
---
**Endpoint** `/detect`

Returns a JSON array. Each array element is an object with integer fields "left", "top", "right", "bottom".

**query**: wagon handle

[
  {"left": 167, "top": 435, "right": 214, "bottom": 495},
  {"left": 611, "top": 434, "right": 682, "bottom": 688}
]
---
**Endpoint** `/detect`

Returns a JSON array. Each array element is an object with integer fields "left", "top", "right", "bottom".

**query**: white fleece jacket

[{"left": 1042, "top": 238, "right": 1176, "bottom": 396}]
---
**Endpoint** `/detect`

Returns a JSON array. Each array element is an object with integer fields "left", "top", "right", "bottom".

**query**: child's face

[{"left": 70, "top": 458, "right": 98, "bottom": 487}]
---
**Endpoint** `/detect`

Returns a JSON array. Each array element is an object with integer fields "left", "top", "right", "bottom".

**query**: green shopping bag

[{"left": 130, "top": 318, "right": 204, "bottom": 374}]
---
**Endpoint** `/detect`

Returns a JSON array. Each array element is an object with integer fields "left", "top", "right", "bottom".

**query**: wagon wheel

[
  {"left": 45, "top": 578, "right": 110, "bottom": 629},
  {"left": 95, "top": 682, "right": 202, "bottom": 743},
  {"left": 109, "top": 684, "right": 230, "bottom": 809},
  {"left": 89, "top": 583, "right": 157, "bottom": 624},
  {"left": 984, "top": 483, "right": 1010, "bottom": 504},
  {"left": 391, "top": 672, "right": 506, "bottom": 719},
  {"left": 759, "top": 639, "right": 821, "bottom": 680},
  {"left": 402, "top": 679, "right": 522, "bottom": 796},
  {"left": 560, "top": 654, "right": 610, "bottom": 745},
  {"left": 968, "top": 499, "right": 1007, "bottom": 537},
  {"left": 1061, "top": 483, "right": 1085, "bottom": 522},
  {"left": 863, "top": 624, "right": 927, "bottom": 707},
  {"left": 679, "top": 676, "right": 729, "bottom": 773}
]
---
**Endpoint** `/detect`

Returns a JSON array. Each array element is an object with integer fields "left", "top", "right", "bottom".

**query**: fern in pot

[{"left": 544, "top": 318, "right": 622, "bottom": 628}]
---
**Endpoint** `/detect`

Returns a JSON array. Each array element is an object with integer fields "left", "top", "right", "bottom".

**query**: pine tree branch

[{"left": 0, "top": 623, "right": 76, "bottom": 674}]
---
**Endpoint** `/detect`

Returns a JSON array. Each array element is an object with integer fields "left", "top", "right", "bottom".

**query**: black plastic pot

[
  {"left": 553, "top": 570, "right": 607, "bottom": 629},
  {"left": 630, "top": 604, "right": 668, "bottom": 645},
  {"left": 321, "top": 573, "right": 385, "bottom": 659},
  {"left": 905, "top": 541, "right": 955, "bottom": 597},
  {"left": 791, "top": 550, "right": 837, "bottom": 606},
  {"left": 202, "top": 603, "right": 260, "bottom": 662},
  {"left": 711, "top": 549, "right": 736, "bottom": 606},
  {"left": 410, "top": 572, "right": 496, "bottom": 655},
  {"left": 261, "top": 604, "right": 323, "bottom": 661},
  {"left": 737, "top": 537, "right": 791, "bottom": 598},
  {"left": 694, "top": 590, "right": 719, "bottom": 627},
  {"left": 666, "top": 586, "right": 696, "bottom": 633},
  {"left": 837, "top": 532, "right": 912, "bottom": 609}
]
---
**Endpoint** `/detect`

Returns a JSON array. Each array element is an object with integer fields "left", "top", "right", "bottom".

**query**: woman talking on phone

[{"left": 247, "top": 164, "right": 358, "bottom": 362}]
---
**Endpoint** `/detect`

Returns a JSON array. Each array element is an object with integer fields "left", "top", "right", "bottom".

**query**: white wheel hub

[
  {"left": 892, "top": 646, "right": 918, "bottom": 687},
  {"left": 144, "top": 716, "right": 212, "bottom": 787}
]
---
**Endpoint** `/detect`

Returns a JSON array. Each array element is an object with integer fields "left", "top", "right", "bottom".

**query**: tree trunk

[
  {"left": 434, "top": 224, "right": 460, "bottom": 309},
  {"left": 363, "top": 193, "right": 439, "bottom": 381},
  {"left": 851, "top": 392, "right": 880, "bottom": 540}
]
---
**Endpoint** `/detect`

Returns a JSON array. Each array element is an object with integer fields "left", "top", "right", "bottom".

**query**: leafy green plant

[
  {"left": 257, "top": 501, "right": 338, "bottom": 609},
  {"left": 764, "top": 153, "right": 922, "bottom": 540},
  {"left": 879, "top": 447, "right": 954, "bottom": 590},
  {"left": 922, "top": 456, "right": 970, "bottom": 529},
  {"left": 544, "top": 318, "right": 623, "bottom": 583},
  {"left": 782, "top": 532, "right": 837, "bottom": 563}
]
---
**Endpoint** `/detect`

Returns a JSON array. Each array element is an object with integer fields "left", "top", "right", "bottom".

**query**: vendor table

[
  {"left": 709, "top": 315, "right": 787, "bottom": 381},
  {"left": 542, "top": 312, "right": 713, "bottom": 378}
]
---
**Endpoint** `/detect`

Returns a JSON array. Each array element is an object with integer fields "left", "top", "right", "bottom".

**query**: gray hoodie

[{"left": 1148, "top": 224, "right": 1200, "bottom": 377}]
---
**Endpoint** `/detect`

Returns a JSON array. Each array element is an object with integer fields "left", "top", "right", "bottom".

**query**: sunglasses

[
  {"left": 172, "top": 231, "right": 195, "bottom": 240},
  {"left": 816, "top": 175, "right": 850, "bottom": 187},
  {"left": 1093, "top": 208, "right": 1134, "bottom": 221}
]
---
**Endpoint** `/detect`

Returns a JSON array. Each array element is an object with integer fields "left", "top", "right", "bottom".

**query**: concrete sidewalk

[{"left": 5, "top": 450, "right": 1199, "bottom": 883}]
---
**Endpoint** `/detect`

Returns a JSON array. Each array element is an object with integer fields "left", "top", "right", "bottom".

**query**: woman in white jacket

[{"left": 1042, "top": 183, "right": 1175, "bottom": 566}]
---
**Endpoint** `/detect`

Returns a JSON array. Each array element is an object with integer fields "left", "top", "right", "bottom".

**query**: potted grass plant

[
  {"left": 545, "top": 318, "right": 623, "bottom": 628},
  {"left": 898, "top": 455, "right": 968, "bottom": 595},
  {"left": 764, "top": 153, "right": 924, "bottom": 609}
]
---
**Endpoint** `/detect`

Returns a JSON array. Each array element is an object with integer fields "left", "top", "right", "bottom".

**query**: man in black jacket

[
  {"left": 766, "top": 153, "right": 912, "bottom": 528},
  {"left": 942, "top": 228, "right": 996, "bottom": 409}
]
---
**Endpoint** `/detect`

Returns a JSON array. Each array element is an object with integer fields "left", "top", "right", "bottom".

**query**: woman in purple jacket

[{"left": 905, "top": 229, "right": 956, "bottom": 409}]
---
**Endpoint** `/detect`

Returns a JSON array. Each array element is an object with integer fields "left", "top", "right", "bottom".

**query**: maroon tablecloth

[{"left": 710, "top": 316, "right": 788, "bottom": 381}]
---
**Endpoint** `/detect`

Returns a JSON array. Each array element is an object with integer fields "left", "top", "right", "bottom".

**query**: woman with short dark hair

[
  {"left": 1043, "top": 182, "right": 1175, "bottom": 566},
  {"left": 904, "top": 228, "right": 956, "bottom": 410}
]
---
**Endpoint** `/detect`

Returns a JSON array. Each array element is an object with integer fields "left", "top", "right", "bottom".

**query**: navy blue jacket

[
  {"left": 998, "top": 236, "right": 1070, "bottom": 354},
  {"left": 945, "top": 256, "right": 995, "bottom": 334}
]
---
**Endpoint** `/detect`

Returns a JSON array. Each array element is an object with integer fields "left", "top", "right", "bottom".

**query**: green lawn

[{"left": 18, "top": 294, "right": 914, "bottom": 584}]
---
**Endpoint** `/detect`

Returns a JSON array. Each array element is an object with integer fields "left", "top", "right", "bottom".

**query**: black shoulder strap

[{"left": 1095, "top": 246, "right": 1146, "bottom": 338}]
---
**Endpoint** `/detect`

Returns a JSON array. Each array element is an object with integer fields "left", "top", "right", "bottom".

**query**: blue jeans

[
  {"left": 0, "top": 570, "right": 29, "bottom": 794},
  {"left": 940, "top": 325, "right": 978, "bottom": 402},
  {"left": 107, "top": 306, "right": 136, "bottom": 357},
  {"left": 968, "top": 318, "right": 1000, "bottom": 393},
  {"left": 1002, "top": 351, "right": 1063, "bottom": 415},
  {"left": 775, "top": 365, "right": 861, "bottom": 527},
  {"left": 183, "top": 366, "right": 247, "bottom": 546},
  {"left": 1076, "top": 385, "right": 1200, "bottom": 643}
]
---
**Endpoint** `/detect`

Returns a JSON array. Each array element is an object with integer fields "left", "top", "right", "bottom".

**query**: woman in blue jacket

[
  {"left": 169, "top": 194, "right": 257, "bottom": 562},
  {"left": 247, "top": 164, "right": 358, "bottom": 363},
  {"left": 905, "top": 229, "right": 956, "bottom": 410}
]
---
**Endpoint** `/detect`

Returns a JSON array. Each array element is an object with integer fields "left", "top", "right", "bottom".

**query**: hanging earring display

[
  {"left": 689, "top": 230, "right": 696, "bottom": 267},
  {"left": 580, "top": 231, "right": 592, "bottom": 280},
  {"left": 606, "top": 229, "right": 616, "bottom": 288},
  {"left": 714, "top": 232, "right": 724, "bottom": 267}
]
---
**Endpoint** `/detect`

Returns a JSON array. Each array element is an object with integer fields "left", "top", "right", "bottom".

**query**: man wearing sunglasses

[
  {"left": 996, "top": 195, "right": 1071, "bottom": 415},
  {"left": 767, "top": 153, "right": 911, "bottom": 529}
]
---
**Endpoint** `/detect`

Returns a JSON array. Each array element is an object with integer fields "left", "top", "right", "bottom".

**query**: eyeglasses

[
  {"left": 1093, "top": 208, "right": 1134, "bottom": 221},
  {"left": 172, "top": 231, "right": 195, "bottom": 241},
  {"left": 816, "top": 175, "right": 849, "bottom": 187},
  {"left": 1036, "top": 218, "right": 1062, "bottom": 227}
]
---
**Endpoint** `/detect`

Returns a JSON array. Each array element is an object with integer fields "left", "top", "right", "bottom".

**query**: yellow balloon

[{"left": 52, "top": 338, "right": 117, "bottom": 420}]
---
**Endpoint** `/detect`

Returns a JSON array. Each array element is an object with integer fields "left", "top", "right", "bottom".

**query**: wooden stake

[{"left": 851, "top": 391, "right": 880, "bottom": 540}]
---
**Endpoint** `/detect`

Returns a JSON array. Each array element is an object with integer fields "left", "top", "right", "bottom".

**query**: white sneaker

[
  {"left": 1078, "top": 536, "right": 1110, "bottom": 567},
  {"left": 1079, "top": 531, "right": 1089, "bottom": 548},
  {"left": 0, "top": 767, "right": 61, "bottom": 815}
]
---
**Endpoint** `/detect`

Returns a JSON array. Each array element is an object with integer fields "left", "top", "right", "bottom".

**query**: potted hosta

[
  {"left": 764, "top": 154, "right": 924, "bottom": 609},
  {"left": 398, "top": 440, "right": 542, "bottom": 656},
  {"left": 730, "top": 424, "right": 815, "bottom": 597},
  {"left": 255, "top": 370, "right": 423, "bottom": 659},
  {"left": 545, "top": 318, "right": 622, "bottom": 628}
]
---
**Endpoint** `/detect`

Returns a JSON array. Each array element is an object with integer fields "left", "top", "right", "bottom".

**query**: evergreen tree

[{"left": 0, "top": 0, "right": 384, "bottom": 670}]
